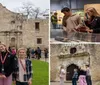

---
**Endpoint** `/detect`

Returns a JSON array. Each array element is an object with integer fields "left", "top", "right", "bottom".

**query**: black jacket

[
  {"left": 85, "top": 16, "right": 100, "bottom": 33},
  {"left": 0, "top": 52, "right": 17, "bottom": 77},
  {"left": 78, "top": 70, "right": 86, "bottom": 76}
]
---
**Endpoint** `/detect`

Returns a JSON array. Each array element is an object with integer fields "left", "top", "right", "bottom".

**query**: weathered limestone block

[
  {"left": 90, "top": 44, "right": 100, "bottom": 81},
  {"left": 50, "top": 55, "right": 58, "bottom": 81}
]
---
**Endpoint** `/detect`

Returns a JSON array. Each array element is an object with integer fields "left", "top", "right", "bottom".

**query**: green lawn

[{"left": 32, "top": 60, "right": 49, "bottom": 85}]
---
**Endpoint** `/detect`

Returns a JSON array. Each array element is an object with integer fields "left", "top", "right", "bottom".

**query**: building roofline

[{"left": 0, "top": 3, "right": 20, "bottom": 14}]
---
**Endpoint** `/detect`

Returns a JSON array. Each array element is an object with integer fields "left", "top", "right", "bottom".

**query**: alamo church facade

[
  {"left": 50, "top": 44, "right": 100, "bottom": 85},
  {"left": 0, "top": 3, "right": 49, "bottom": 49}
]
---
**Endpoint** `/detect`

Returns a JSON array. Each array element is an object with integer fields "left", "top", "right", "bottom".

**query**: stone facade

[
  {"left": 89, "top": 44, "right": 100, "bottom": 82},
  {"left": 50, "top": 44, "right": 100, "bottom": 83},
  {"left": 0, "top": 3, "right": 49, "bottom": 49}
]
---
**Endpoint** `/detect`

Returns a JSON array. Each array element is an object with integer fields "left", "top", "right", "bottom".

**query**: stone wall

[
  {"left": 50, "top": 44, "right": 90, "bottom": 81},
  {"left": 90, "top": 44, "right": 100, "bottom": 81},
  {"left": 0, "top": 4, "right": 49, "bottom": 49}
]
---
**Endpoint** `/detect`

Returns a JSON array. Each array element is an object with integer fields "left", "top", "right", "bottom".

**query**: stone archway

[
  {"left": 10, "top": 37, "right": 16, "bottom": 47},
  {"left": 66, "top": 64, "right": 79, "bottom": 80}
]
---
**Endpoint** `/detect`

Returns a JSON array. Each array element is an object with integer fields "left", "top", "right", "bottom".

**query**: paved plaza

[{"left": 50, "top": 81, "right": 79, "bottom": 85}]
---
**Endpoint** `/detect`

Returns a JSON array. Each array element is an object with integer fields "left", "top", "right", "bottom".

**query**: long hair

[{"left": 86, "top": 7, "right": 100, "bottom": 17}]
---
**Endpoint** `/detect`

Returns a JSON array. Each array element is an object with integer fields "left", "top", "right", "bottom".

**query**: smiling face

[
  {"left": 0, "top": 44, "right": 6, "bottom": 52},
  {"left": 18, "top": 49, "right": 26, "bottom": 58},
  {"left": 87, "top": 10, "right": 93, "bottom": 17}
]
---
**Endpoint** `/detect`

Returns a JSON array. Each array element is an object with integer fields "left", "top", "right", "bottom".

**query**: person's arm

[
  {"left": 12, "top": 55, "right": 18, "bottom": 81},
  {"left": 28, "top": 60, "right": 33, "bottom": 85},
  {"left": 84, "top": 20, "right": 91, "bottom": 28},
  {"left": 92, "top": 17, "right": 100, "bottom": 33},
  {"left": 51, "top": 16, "right": 54, "bottom": 22},
  {"left": 75, "top": 15, "right": 83, "bottom": 29},
  {"left": 0, "top": 74, "right": 6, "bottom": 78},
  {"left": 62, "top": 26, "right": 67, "bottom": 32},
  {"left": 86, "top": 18, "right": 100, "bottom": 33}
]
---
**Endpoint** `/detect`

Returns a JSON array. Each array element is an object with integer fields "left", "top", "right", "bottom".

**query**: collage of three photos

[{"left": 0, "top": 0, "right": 100, "bottom": 85}]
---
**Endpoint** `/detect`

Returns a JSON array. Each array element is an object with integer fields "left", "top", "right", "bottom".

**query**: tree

[
  {"left": 15, "top": 2, "right": 49, "bottom": 19},
  {"left": 21, "top": 2, "right": 34, "bottom": 18},
  {"left": 30, "top": 7, "right": 41, "bottom": 19}
]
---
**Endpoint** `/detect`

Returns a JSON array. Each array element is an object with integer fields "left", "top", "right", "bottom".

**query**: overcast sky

[{"left": 0, "top": 0, "right": 50, "bottom": 12}]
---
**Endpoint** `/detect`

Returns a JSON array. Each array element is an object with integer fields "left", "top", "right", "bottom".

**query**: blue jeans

[
  {"left": 86, "top": 76, "right": 92, "bottom": 85},
  {"left": 72, "top": 78, "right": 77, "bottom": 85},
  {"left": 52, "top": 23, "right": 57, "bottom": 29}
]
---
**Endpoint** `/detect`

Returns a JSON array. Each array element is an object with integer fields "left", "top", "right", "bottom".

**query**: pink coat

[{"left": 79, "top": 75, "right": 87, "bottom": 85}]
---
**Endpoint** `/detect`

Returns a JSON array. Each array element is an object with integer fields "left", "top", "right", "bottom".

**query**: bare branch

[{"left": 14, "top": 1, "right": 49, "bottom": 19}]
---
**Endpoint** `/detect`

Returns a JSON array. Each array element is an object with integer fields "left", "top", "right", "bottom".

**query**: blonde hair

[
  {"left": 17, "top": 47, "right": 27, "bottom": 58},
  {"left": 86, "top": 7, "right": 100, "bottom": 17},
  {"left": 0, "top": 43, "right": 8, "bottom": 52},
  {"left": 80, "top": 65, "right": 86, "bottom": 71}
]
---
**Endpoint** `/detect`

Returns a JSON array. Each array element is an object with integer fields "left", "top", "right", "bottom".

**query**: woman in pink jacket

[{"left": 78, "top": 67, "right": 87, "bottom": 85}]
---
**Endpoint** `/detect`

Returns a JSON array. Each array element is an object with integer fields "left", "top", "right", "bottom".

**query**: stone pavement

[
  {"left": 50, "top": 81, "right": 79, "bottom": 85},
  {"left": 50, "top": 81, "right": 97, "bottom": 85}
]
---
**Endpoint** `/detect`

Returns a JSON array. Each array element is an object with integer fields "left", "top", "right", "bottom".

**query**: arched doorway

[
  {"left": 10, "top": 37, "right": 16, "bottom": 47},
  {"left": 66, "top": 64, "right": 79, "bottom": 80}
]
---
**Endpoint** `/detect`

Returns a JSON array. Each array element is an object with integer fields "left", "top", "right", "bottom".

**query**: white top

[
  {"left": 86, "top": 67, "right": 91, "bottom": 76},
  {"left": 18, "top": 59, "right": 26, "bottom": 82},
  {"left": 59, "top": 69, "right": 66, "bottom": 78}
]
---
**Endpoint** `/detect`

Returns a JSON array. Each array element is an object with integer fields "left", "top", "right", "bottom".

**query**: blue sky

[{"left": 0, "top": 0, "right": 50, "bottom": 12}]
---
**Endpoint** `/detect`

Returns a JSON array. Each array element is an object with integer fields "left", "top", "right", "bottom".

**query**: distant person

[
  {"left": 30, "top": 48, "right": 35, "bottom": 58},
  {"left": 72, "top": 69, "right": 78, "bottom": 85},
  {"left": 59, "top": 65, "right": 66, "bottom": 85},
  {"left": 44, "top": 48, "right": 48, "bottom": 62},
  {"left": 85, "top": 65, "right": 92, "bottom": 85},
  {"left": 34, "top": 49, "right": 38, "bottom": 59},
  {"left": 84, "top": 7, "right": 100, "bottom": 42},
  {"left": 26, "top": 48, "right": 31, "bottom": 59},
  {"left": 37, "top": 47, "right": 41, "bottom": 60},
  {"left": 51, "top": 12, "right": 58, "bottom": 29},
  {"left": 11, "top": 46, "right": 16, "bottom": 55},
  {"left": 61, "top": 7, "right": 83, "bottom": 41},
  {"left": 8, "top": 46, "right": 16, "bottom": 55}
]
